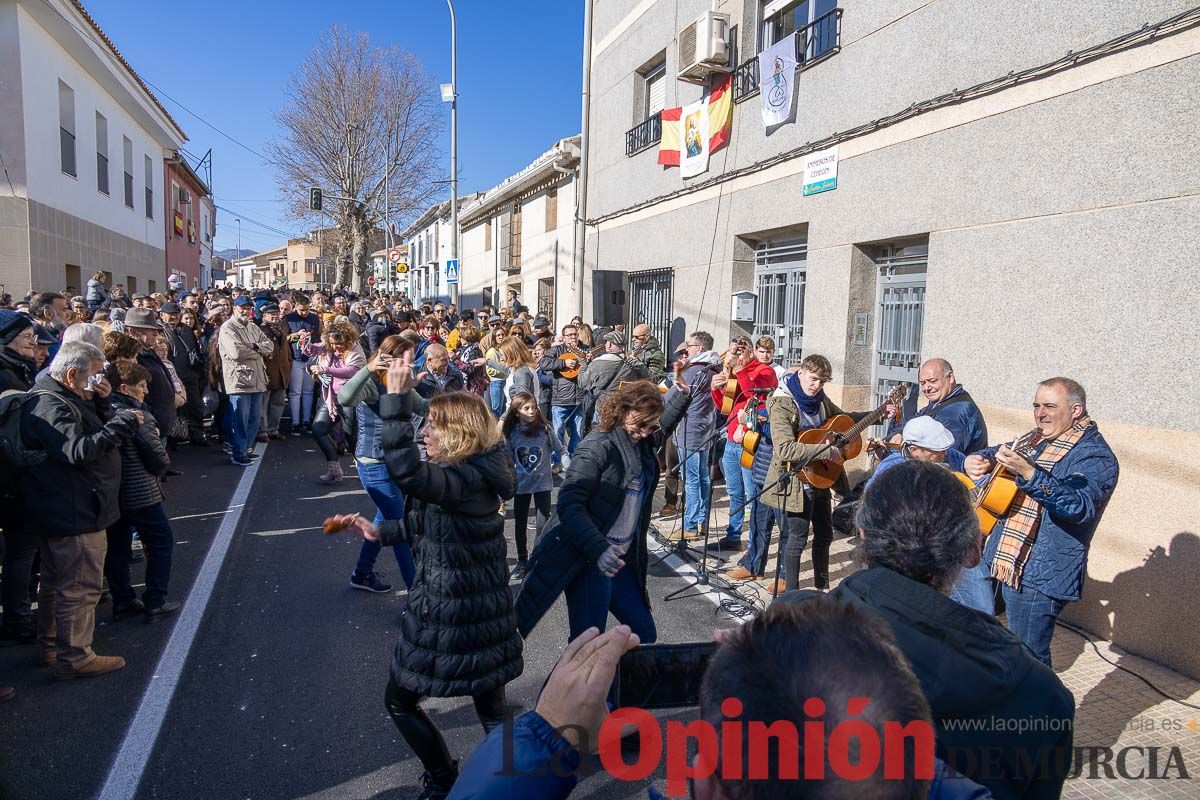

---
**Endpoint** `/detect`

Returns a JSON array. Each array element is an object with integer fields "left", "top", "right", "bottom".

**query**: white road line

[
  {"left": 646, "top": 531, "right": 752, "bottom": 621},
  {"left": 248, "top": 526, "right": 321, "bottom": 537},
  {"left": 168, "top": 504, "right": 244, "bottom": 522},
  {"left": 98, "top": 445, "right": 267, "bottom": 800}
]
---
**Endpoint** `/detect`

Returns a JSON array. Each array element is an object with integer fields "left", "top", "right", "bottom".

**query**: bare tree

[{"left": 270, "top": 27, "right": 443, "bottom": 290}]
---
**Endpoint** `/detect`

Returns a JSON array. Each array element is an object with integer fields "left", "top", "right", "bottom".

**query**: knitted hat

[{"left": 0, "top": 309, "right": 34, "bottom": 346}]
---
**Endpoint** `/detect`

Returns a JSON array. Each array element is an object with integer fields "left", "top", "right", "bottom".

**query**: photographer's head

[
  {"left": 698, "top": 597, "right": 934, "bottom": 800},
  {"left": 855, "top": 460, "right": 980, "bottom": 594}
]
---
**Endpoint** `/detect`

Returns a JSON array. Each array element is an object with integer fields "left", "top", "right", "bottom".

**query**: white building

[
  {"left": 401, "top": 193, "right": 482, "bottom": 305},
  {"left": 459, "top": 136, "right": 580, "bottom": 320},
  {"left": 0, "top": 0, "right": 187, "bottom": 296}
]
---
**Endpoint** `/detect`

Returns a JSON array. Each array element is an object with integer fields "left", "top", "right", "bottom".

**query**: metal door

[
  {"left": 754, "top": 237, "right": 807, "bottom": 365},
  {"left": 628, "top": 268, "right": 673, "bottom": 351},
  {"left": 871, "top": 243, "right": 928, "bottom": 430}
]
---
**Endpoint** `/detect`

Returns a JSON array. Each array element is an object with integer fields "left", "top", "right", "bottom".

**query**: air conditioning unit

[
  {"left": 677, "top": 11, "right": 732, "bottom": 84},
  {"left": 178, "top": 187, "right": 191, "bottom": 205}
]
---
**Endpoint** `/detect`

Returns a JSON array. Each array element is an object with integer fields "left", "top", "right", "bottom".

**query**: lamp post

[
  {"left": 443, "top": 0, "right": 459, "bottom": 307},
  {"left": 235, "top": 217, "right": 242, "bottom": 286}
]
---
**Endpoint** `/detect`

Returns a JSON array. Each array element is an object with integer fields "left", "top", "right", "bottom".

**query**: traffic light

[{"left": 309, "top": 187, "right": 323, "bottom": 211}]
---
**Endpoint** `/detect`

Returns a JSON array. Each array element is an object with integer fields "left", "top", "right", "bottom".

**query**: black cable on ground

[{"left": 1054, "top": 619, "right": 1200, "bottom": 711}]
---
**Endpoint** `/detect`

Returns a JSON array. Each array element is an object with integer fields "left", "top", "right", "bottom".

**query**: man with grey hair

[
  {"left": 780, "top": 460, "right": 1075, "bottom": 799},
  {"left": 886, "top": 357, "right": 988, "bottom": 454},
  {"left": 20, "top": 340, "right": 141, "bottom": 679},
  {"left": 960, "top": 376, "right": 1119, "bottom": 666}
]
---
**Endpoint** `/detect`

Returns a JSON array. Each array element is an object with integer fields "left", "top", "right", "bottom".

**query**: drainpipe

[{"left": 573, "top": 0, "right": 593, "bottom": 320}]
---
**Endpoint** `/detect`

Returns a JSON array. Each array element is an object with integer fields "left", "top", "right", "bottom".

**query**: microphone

[{"left": 750, "top": 387, "right": 774, "bottom": 394}]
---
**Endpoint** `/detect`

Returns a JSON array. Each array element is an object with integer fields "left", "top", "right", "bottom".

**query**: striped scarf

[{"left": 991, "top": 416, "right": 1093, "bottom": 590}]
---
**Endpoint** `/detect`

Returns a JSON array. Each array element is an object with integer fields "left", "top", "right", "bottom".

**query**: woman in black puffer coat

[{"left": 333, "top": 359, "right": 520, "bottom": 799}]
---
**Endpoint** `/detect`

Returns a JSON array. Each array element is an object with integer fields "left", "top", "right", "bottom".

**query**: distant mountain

[{"left": 215, "top": 248, "right": 255, "bottom": 260}]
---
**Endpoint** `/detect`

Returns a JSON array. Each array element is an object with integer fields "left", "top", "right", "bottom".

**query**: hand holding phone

[
  {"left": 535, "top": 625, "right": 640, "bottom": 753},
  {"left": 615, "top": 641, "right": 718, "bottom": 709}
]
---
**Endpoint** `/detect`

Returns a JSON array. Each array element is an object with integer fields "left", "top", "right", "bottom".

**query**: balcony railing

[
  {"left": 624, "top": 111, "right": 662, "bottom": 157},
  {"left": 732, "top": 8, "right": 843, "bottom": 103}
]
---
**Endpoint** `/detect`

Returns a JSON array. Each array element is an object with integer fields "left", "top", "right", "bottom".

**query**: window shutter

[
  {"left": 545, "top": 188, "right": 558, "bottom": 232},
  {"left": 646, "top": 68, "right": 666, "bottom": 117}
]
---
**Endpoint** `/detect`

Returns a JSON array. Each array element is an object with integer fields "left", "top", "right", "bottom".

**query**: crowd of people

[{"left": 0, "top": 275, "right": 1121, "bottom": 800}]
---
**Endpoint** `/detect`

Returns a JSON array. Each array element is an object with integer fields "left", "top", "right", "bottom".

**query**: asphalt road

[{"left": 0, "top": 436, "right": 743, "bottom": 800}]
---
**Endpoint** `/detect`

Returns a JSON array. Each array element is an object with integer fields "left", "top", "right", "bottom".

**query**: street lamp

[
  {"left": 444, "top": 0, "right": 459, "bottom": 307},
  {"left": 235, "top": 218, "right": 242, "bottom": 287}
]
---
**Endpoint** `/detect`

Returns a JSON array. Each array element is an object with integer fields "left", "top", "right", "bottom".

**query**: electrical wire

[
  {"left": 213, "top": 204, "right": 296, "bottom": 240},
  {"left": 1054, "top": 619, "right": 1200, "bottom": 711},
  {"left": 589, "top": 6, "right": 1200, "bottom": 226},
  {"left": 36, "top": 0, "right": 273, "bottom": 164}
]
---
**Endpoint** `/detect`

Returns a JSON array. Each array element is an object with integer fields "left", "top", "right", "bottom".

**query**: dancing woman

[
  {"left": 515, "top": 380, "right": 688, "bottom": 644},
  {"left": 331, "top": 356, "right": 520, "bottom": 799}
]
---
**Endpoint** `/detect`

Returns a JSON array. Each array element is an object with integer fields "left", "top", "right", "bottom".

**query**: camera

[{"left": 613, "top": 642, "right": 717, "bottom": 709}]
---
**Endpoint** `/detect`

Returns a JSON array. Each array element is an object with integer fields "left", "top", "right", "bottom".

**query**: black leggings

[
  {"left": 783, "top": 488, "right": 834, "bottom": 590},
  {"left": 384, "top": 676, "right": 506, "bottom": 781},
  {"left": 512, "top": 491, "right": 551, "bottom": 562},
  {"left": 311, "top": 404, "right": 338, "bottom": 461}
]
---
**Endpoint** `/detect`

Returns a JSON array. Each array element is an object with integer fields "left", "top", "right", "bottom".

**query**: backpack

[{"left": 0, "top": 389, "right": 51, "bottom": 491}]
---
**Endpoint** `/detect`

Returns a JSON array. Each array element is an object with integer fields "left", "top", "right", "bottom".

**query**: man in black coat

[
  {"left": 779, "top": 460, "right": 1074, "bottom": 800},
  {"left": 20, "top": 341, "right": 139, "bottom": 679},
  {"left": 123, "top": 308, "right": 177, "bottom": 445},
  {"left": 159, "top": 302, "right": 206, "bottom": 445}
]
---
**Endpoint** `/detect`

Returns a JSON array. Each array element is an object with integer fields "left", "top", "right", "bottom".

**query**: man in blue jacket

[
  {"left": 889, "top": 358, "right": 988, "bottom": 454},
  {"left": 959, "top": 377, "right": 1119, "bottom": 666}
]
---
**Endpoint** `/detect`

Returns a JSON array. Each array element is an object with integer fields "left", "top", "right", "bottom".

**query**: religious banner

[
  {"left": 758, "top": 34, "right": 797, "bottom": 128},
  {"left": 658, "top": 75, "right": 733, "bottom": 179}
]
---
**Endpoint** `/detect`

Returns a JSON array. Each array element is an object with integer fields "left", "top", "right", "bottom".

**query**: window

[
  {"left": 128, "top": 276, "right": 137, "bottom": 294},
  {"left": 642, "top": 61, "right": 667, "bottom": 120},
  {"left": 538, "top": 277, "right": 554, "bottom": 320},
  {"left": 144, "top": 155, "right": 154, "bottom": 220},
  {"left": 147, "top": 279, "right": 156, "bottom": 294},
  {"left": 305, "top": 259, "right": 316, "bottom": 274},
  {"left": 485, "top": 218, "right": 492, "bottom": 251},
  {"left": 122, "top": 137, "right": 134, "bottom": 208},
  {"left": 58, "top": 80, "right": 76, "bottom": 177},
  {"left": 292, "top": 260, "right": 298, "bottom": 274},
  {"left": 545, "top": 188, "right": 558, "bottom": 232},
  {"left": 171, "top": 180, "right": 181, "bottom": 235},
  {"left": 95, "top": 113, "right": 109, "bottom": 195},
  {"left": 510, "top": 202, "right": 522, "bottom": 269},
  {"left": 760, "top": 0, "right": 838, "bottom": 59}
]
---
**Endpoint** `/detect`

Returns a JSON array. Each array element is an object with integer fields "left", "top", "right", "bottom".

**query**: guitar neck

[{"left": 841, "top": 402, "right": 892, "bottom": 442}]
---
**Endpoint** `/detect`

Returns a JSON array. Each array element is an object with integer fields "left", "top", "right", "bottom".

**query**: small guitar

[
  {"left": 716, "top": 345, "right": 747, "bottom": 416},
  {"left": 738, "top": 398, "right": 770, "bottom": 470},
  {"left": 558, "top": 344, "right": 606, "bottom": 380},
  {"left": 953, "top": 430, "right": 1039, "bottom": 536},
  {"left": 795, "top": 385, "right": 907, "bottom": 489}
]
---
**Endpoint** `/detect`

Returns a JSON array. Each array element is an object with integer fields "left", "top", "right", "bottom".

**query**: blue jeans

[
  {"left": 105, "top": 503, "right": 174, "bottom": 607},
  {"left": 950, "top": 560, "right": 996, "bottom": 615},
  {"left": 488, "top": 379, "right": 506, "bottom": 417},
  {"left": 551, "top": 405, "right": 583, "bottom": 462},
  {"left": 744, "top": 498, "right": 783, "bottom": 576},
  {"left": 680, "top": 448, "right": 712, "bottom": 532},
  {"left": 355, "top": 459, "right": 416, "bottom": 589},
  {"left": 227, "top": 392, "right": 261, "bottom": 458},
  {"left": 721, "top": 441, "right": 754, "bottom": 539},
  {"left": 1002, "top": 581, "right": 1066, "bottom": 667},
  {"left": 564, "top": 560, "right": 657, "bottom": 644}
]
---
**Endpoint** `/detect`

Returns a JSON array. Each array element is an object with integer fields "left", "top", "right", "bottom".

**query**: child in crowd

[{"left": 500, "top": 392, "right": 564, "bottom": 581}]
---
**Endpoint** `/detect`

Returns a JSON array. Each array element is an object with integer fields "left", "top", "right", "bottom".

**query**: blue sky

[{"left": 86, "top": 0, "right": 585, "bottom": 255}]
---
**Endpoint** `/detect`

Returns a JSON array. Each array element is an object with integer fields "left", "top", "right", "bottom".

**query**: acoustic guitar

[
  {"left": 558, "top": 343, "right": 606, "bottom": 380},
  {"left": 953, "top": 430, "right": 1039, "bottom": 535},
  {"left": 716, "top": 345, "right": 747, "bottom": 415},
  {"left": 738, "top": 400, "right": 770, "bottom": 469},
  {"left": 795, "top": 385, "right": 907, "bottom": 490}
]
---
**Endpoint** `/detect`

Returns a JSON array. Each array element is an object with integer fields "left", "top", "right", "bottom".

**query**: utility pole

[
  {"left": 235, "top": 218, "right": 242, "bottom": 286},
  {"left": 574, "top": 0, "right": 593, "bottom": 319},
  {"left": 446, "top": 0, "right": 459, "bottom": 307}
]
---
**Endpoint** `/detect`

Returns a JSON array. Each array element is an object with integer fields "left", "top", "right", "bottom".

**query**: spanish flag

[{"left": 658, "top": 75, "right": 733, "bottom": 177}]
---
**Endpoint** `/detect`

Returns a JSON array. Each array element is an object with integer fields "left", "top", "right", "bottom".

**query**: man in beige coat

[{"left": 219, "top": 297, "right": 273, "bottom": 465}]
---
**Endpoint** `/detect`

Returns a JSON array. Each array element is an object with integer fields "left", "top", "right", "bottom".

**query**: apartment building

[
  {"left": 0, "top": 0, "right": 188, "bottom": 296},
  {"left": 458, "top": 136, "right": 581, "bottom": 318},
  {"left": 401, "top": 193, "right": 482, "bottom": 304},
  {"left": 583, "top": 1, "right": 1200, "bottom": 676}
]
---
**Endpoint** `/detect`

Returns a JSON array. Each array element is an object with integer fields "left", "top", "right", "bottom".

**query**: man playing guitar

[{"left": 708, "top": 336, "right": 777, "bottom": 550}]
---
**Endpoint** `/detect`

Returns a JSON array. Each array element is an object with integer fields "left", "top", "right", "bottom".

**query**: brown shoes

[
  {"left": 724, "top": 566, "right": 756, "bottom": 581},
  {"left": 54, "top": 655, "right": 126, "bottom": 681},
  {"left": 664, "top": 529, "right": 701, "bottom": 541},
  {"left": 657, "top": 503, "right": 679, "bottom": 517},
  {"left": 761, "top": 578, "right": 788, "bottom": 595}
]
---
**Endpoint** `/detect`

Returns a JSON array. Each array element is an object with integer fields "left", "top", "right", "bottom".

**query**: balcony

[
  {"left": 624, "top": 111, "right": 662, "bottom": 157},
  {"left": 732, "top": 8, "right": 843, "bottom": 103}
]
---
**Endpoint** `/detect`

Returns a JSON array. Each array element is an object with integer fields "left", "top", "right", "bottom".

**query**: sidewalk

[{"left": 652, "top": 491, "right": 1200, "bottom": 796}]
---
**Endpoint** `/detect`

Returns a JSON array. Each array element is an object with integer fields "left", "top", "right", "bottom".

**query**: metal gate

[
  {"left": 628, "top": 268, "right": 673, "bottom": 351},
  {"left": 872, "top": 243, "right": 928, "bottom": 430},
  {"left": 754, "top": 237, "right": 807, "bottom": 365}
]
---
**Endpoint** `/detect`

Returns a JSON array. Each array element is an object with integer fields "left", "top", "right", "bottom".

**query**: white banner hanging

[
  {"left": 758, "top": 34, "right": 798, "bottom": 128},
  {"left": 679, "top": 97, "right": 710, "bottom": 178}
]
